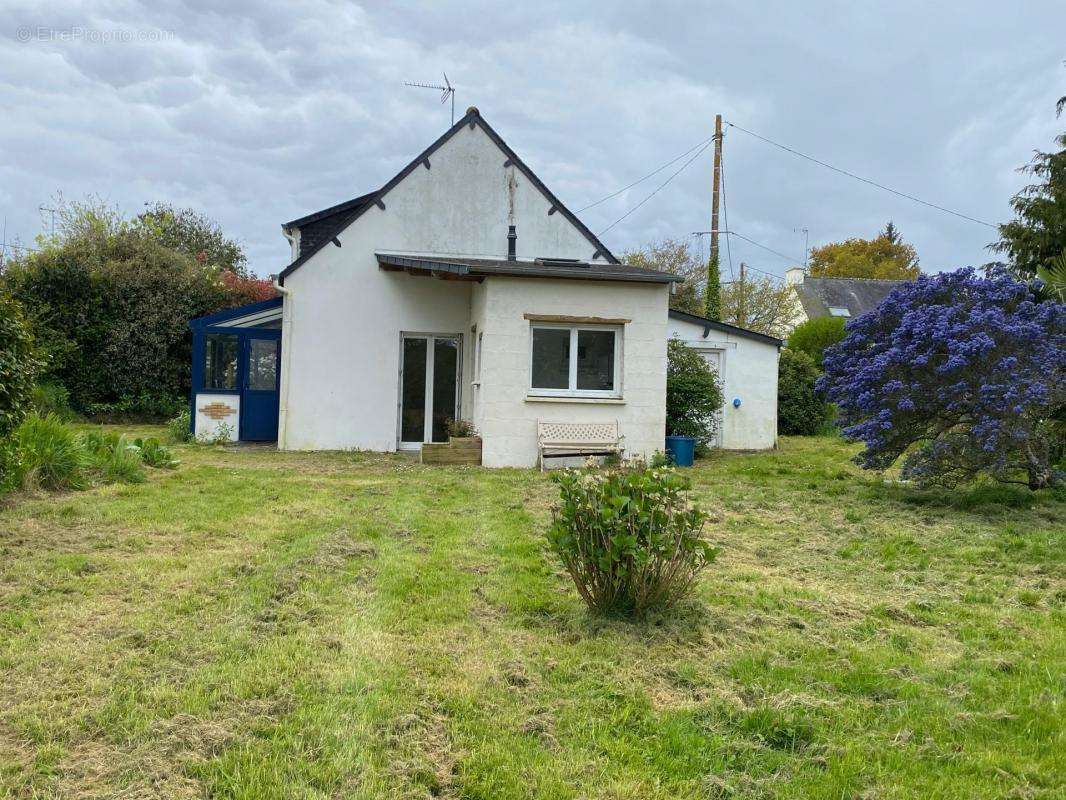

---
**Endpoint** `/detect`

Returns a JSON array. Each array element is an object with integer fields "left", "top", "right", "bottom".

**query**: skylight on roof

[{"left": 828, "top": 306, "right": 852, "bottom": 317}]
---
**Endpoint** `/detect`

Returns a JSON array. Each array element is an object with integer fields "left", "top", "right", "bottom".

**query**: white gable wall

[
  {"left": 281, "top": 122, "right": 612, "bottom": 451},
  {"left": 667, "top": 316, "right": 779, "bottom": 450}
]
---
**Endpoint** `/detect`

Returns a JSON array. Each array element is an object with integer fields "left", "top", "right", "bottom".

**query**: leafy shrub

[
  {"left": 447, "top": 418, "right": 476, "bottom": 438},
  {"left": 167, "top": 408, "right": 193, "bottom": 443},
  {"left": 787, "top": 316, "right": 847, "bottom": 368},
  {"left": 133, "top": 437, "right": 179, "bottom": 469},
  {"left": 198, "top": 421, "right": 235, "bottom": 446},
  {"left": 86, "top": 393, "right": 184, "bottom": 422},
  {"left": 666, "top": 338, "right": 724, "bottom": 449},
  {"left": 820, "top": 268, "right": 1065, "bottom": 490},
  {"left": 0, "top": 292, "right": 43, "bottom": 439},
  {"left": 81, "top": 431, "right": 145, "bottom": 484},
  {"left": 778, "top": 348, "right": 831, "bottom": 435},
  {"left": 13, "top": 414, "right": 88, "bottom": 491},
  {"left": 0, "top": 200, "right": 267, "bottom": 414},
  {"left": 30, "top": 381, "right": 76, "bottom": 421},
  {"left": 547, "top": 460, "right": 718, "bottom": 615}
]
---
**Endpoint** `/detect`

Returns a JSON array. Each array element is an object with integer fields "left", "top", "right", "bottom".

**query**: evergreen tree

[{"left": 991, "top": 111, "right": 1066, "bottom": 279}]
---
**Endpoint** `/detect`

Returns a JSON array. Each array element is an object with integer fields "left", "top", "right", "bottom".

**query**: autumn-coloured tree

[{"left": 809, "top": 224, "right": 920, "bottom": 280}]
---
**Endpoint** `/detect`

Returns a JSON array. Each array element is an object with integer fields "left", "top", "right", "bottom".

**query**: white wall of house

[
  {"left": 280, "top": 120, "right": 610, "bottom": 452},
  {"left": 477, "top": 277, "right": 669, "bottom": 467},
  {"left": 666, "top": 316, "right": 779, "bottom": 450}
]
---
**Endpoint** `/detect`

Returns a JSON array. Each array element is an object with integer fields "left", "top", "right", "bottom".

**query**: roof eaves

[
  {"left": 668, "top": 309, "right": 783, "bottom": 347},
  {"left": 282, "top": 191, "right": 378, "bottom": 230}
]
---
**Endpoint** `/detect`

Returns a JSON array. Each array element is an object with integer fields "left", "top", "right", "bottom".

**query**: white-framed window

[{"left": 529, "top": 323, "right": 622, "bottom": 398}]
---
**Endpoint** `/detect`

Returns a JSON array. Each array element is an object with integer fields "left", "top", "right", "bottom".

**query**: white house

[
  {"left": 188, "top": 108, "right": 779, "bottom": 466},
  {"left": 667, "top": 310, "right": 781, "bottom": 450}
]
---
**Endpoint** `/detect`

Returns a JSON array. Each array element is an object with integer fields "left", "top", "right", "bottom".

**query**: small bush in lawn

[
  {"left": 167, "top": 408, "right": 193, "bottom": 443},
  {"left": 133, "top": 437, "right": 179, "bottom": 469},
  {"left": 81, "top": 431, "right": 146, "bottom": 484},
  {"left": 547, "top": 460, "right": 718, "bottom": 615},
  {"left": 13, "top": 414, "right": 88, "bottom": 491}
]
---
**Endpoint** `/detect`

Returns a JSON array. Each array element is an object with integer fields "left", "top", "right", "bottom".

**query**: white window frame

[{"left": 528, "top": 322, "right": 622, "bottom": 399}]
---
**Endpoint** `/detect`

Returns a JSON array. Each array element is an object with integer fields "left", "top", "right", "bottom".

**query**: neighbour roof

[
  {"left": 278, "top": 107, "right": 620, "bottom": 286},
  {"left": 793, "top": 276, "right": 903, "bottom": 320},
  {"left": 668, "top": 309, "right": 783, "bottom": 347},
  {"left": 377, "top": 253, "right": 680, "bottom": 284}
]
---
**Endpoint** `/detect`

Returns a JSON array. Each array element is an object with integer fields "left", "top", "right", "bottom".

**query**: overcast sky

[{"left": 1, "top": 1, "right": 1063, "bottom": 280}]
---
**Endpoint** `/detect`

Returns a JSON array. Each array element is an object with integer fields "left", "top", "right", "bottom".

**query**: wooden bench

[{"left": 537, "top": 420, "right": 624, "bottom": 471}]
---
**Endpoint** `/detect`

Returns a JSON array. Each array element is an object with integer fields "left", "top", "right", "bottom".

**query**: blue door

[{"left": 240, "top": 331, "right": 281, "bottom": 441}]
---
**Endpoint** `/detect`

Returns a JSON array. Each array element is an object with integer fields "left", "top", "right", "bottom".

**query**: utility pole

[
  {"left": 737, "top": 262, "right": 747, "bottom": 326},
  {"left": 707, "top": 114, "right": 723, "bottom": 292}
]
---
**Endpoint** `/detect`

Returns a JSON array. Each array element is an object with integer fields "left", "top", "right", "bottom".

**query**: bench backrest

[{"left": 538, "top": 420, "right": 620, "bottom": 446}]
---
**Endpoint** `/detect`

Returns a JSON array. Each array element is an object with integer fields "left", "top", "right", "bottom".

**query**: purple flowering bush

[{"left": 819, "top": 268, "right": 1066, "bottom": 490}]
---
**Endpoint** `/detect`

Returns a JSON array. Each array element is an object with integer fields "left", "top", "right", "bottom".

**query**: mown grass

[{"left": 0, "top": 430, "right": 1062, "bottom": 799}]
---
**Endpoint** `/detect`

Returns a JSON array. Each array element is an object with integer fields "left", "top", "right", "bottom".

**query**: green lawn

[{"left": 1, "top": 430, "right": 1063, "bottom": 799}]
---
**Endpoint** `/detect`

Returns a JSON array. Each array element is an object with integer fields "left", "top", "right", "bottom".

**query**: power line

[
  {"left": 598, "top": 138, "right": 714, "bottom": 236},
  {"left": 726, "top": 230, "right": 805, "bottom": 266},
  {"left": 720, "top": 130, "right": 735, "bottom": 281},
  {"left": 578, "top": 135, "right": 715, "bottom": 213},
  {"left": 724, "top": 120, "right": 997, "bottom": 228}
]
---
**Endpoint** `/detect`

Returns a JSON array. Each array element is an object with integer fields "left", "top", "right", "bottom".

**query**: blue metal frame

[{"left": 188, "top": 298, "right": 284, "bottom": 440}]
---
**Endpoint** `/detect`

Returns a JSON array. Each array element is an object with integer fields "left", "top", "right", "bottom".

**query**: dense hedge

[
  {"left": 2, "top": 226, "right": 269, "bottom": 415},
  {"left": 778, "top": 348, "right": 830, "bottom": 436},
  {"left": 787, "top": 316, "right": 847, "bottom": 368},
  {"left": 0, "top": 292, "right": 42, "bottom": 439}
]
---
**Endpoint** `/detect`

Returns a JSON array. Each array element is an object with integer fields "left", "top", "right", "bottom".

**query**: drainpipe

[
  {"left": 272, "top": 276, "right": 293, "bottom": 450},
  {"left": 507, "top": 225, "right": 517, "bottom": 260}
]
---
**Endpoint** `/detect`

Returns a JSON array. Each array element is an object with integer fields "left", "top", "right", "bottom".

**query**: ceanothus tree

[{"left": 819, "top": 268, "right": 1065, "bottom": 490}]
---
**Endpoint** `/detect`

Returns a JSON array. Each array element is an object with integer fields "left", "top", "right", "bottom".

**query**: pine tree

[
  {"left": 881, "top": 221, "right": 901, "bottom": 244},
  {"left": 704, "top": 253, "right": 721, "bottom": 320}
]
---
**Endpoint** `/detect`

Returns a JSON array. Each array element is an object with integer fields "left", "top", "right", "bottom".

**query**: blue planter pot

[{"left": 664, "top": 435, "right": 696, "bottom": 467}]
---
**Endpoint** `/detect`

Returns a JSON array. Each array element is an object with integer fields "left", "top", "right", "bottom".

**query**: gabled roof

[
  {"left": 278, "top": 108, "right": 620, "bottom": 286},
  {"left": 668, "top": 309, "right": 783, "bottom": 347},
  {"left": 377, "top": 253, "right": 679, "bottom": 284},
  {"left": 792, "top": 276, "right": 903, "bottom": 320}
]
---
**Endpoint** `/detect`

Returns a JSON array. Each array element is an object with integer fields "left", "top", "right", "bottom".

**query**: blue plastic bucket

[{"left": 664, "top": 435, "right": 696, "bottom": 467}]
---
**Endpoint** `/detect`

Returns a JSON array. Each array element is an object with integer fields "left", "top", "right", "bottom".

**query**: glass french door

[{"left": 399, "top": 334, "right": 460, "bottom": 448}]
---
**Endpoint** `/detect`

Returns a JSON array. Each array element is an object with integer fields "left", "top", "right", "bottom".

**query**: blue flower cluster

[{"left": 818, "top": 267, "right": 1066, "bottom": 489}]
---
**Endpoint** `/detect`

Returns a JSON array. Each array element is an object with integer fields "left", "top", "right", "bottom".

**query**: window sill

[{"left": 525, "top": 395, "right": 625, "bottom": 405}]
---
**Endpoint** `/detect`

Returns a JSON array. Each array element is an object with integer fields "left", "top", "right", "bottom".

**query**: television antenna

[{"left": 404, "top": 72, "right": 456, "bottom": 125}]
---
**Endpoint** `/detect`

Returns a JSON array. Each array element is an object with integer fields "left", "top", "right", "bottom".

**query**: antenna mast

[{"left": 404, "top": 72, "right": 456, "bottom": 125}]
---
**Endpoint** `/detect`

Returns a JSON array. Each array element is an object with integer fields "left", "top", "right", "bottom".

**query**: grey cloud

[{"left": 0, "top": 0, "right": 1062, "bottom": 277}]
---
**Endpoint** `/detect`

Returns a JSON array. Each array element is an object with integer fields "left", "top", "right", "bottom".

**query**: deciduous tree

[
  {"left": 624, "top": 239, "right": 704, "bottom": 315},
  {"left": 719, "top": 271, "right": 797, "bottom": 338},
  {"left": 809, "top": 226, "right": 920, "bottom": 280}
]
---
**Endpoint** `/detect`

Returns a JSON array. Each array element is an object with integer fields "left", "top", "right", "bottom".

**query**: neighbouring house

[
  {"left": 667, "top": 310, "right": 781, "bottom": 450},
  {"left": 188, "top": 107, "right": 779, "bottom": 465},
  {"left": 785, "top": 267, "right": 903, "bottom": 326}
]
